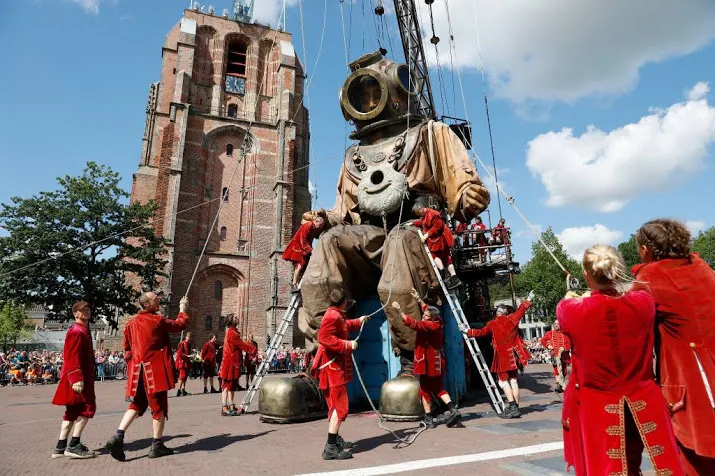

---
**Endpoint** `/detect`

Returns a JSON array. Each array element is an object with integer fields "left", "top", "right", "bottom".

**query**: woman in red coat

[
  {"left": 558, "top": 244, "right": 683, "bottom": 476},
  {"left": 393, "top": 291, "right": 461, "bottom": 428},
  {"left": 413, "top": 203, "right": 461, "bottom": 289},
  {"left": 175, "top": 332, "right": 191, "bottom": 397},
  {"left": 633, "top": 219, "right": 715, "bottom": 474},
  {"left": 219, "top": 316, "right": 257, "bottom": 416},
  {"left": 282, "top": 213, "right": 325, "bottom": 290}
]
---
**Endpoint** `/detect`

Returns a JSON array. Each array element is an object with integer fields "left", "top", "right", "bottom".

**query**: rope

[{"left": 442, "top": 0, "right": 571, "bottom": 277}]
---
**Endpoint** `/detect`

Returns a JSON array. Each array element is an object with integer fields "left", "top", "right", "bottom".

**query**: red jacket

[
  {"left": 541, "top": 330, "right": 572, "bottom": 362},
  {"left": 467, "top": 301, "right": 531, "bottom": 373},
  {"left": 311, "top": 306, "right": 361, "bottom": 390},
  {"left": 404, "top": 315, "right": 444, "bottom": 377},
  {"left": 633, "top": 254, "right": 715, "bottom": 457},
  {"left": 282, "top": 221, "right": 315, "bottom": 266},
  {"left": 176, "top": 340, "right": 191, "bottom": 370},
  {"left": 219, "top": 327, "right": 257, "bottom": 381},
  {"left": 201, "top": 340, "right": 217, "bottom": 364},
  {"left": 557, "top": 290, "right": 683, "bottom": 476},
  {"left": 124, "top": 310, "right": 188, "bottom": 398},
  {"left": 52, "top": 323, "right": 95, "bottom": 406},
  {"left": 455, "top": 223, "right": 467, "bottom": 233},
  {"left": 413, "top": 208, "right": 454, "bottom": 252}
]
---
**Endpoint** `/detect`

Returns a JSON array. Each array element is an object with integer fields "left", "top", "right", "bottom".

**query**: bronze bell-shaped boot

[
  {"left": 259, "top": 374, "right": 327, "bottom": 423},
  {"left": 378, "top": 373, "right": 424, "bottom": 421}
]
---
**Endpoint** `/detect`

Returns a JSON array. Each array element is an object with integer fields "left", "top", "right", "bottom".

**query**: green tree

[
  {"left": 617, "top": 234, "right": 640, "bottom": 270},
  {"left": 0, "top": 162, "right": 168, "bottom": 326},
  {"left": 0, "top": 301, "right": 30, "bottom": 351},
  {"left": 513, "top": 228, "right": 582, "bottom": 323},
  {"left": 692, "top": 226, "right": 715, "bottom": 266}
]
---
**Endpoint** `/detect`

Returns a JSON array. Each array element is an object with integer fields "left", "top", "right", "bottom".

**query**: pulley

[{"left": 375, "top": 0, "right": 385, "bottom": 16}]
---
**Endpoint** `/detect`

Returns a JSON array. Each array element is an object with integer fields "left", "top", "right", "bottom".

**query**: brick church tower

[{"left": 127, "top": 8, "right": 310, "bottom": 350}]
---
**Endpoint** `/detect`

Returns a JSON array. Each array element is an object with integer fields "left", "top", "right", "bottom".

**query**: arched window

[
  {"left": 204, "top": 315, "right": 213, "bottom": 330},
  {"left": 215, "top": 280, "right": 223, "bottom": 300},
  {"left": 227, "top": 104, "right": 237, "bottom": 118},
  {"left": 226, "top": 143, "right": 234, "bottom": 156},
  {"left": 222, "top": 187, "right": 229, "bottom": 201},
  {"left": 226, "top": 41, "right": 247, "bottom": 78},
  {"left": 220, "top": 226, "right": 227, "bottom": 240}
]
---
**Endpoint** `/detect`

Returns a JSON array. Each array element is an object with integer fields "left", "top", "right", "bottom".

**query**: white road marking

[{"left": 295, "top": 441, "right": 564, "bottom": 476}]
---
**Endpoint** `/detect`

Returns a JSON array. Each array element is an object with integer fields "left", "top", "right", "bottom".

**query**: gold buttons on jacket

[{"left": 690, "top": 342, "right": 696, "bottom": 348}]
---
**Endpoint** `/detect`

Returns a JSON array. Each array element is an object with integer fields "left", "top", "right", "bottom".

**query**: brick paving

[{"left": 0, "top": 365, "right": 657, "bottom": 475}]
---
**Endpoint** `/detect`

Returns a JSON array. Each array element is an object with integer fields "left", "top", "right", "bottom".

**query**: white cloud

[
  {"left": 557, "top": 224, "right": 623, "bottom": 260},
  {"left": 252, "top": 0, "right": 298, "bottom": 27},
  {"left": 418, "top": 1, "right": 715, "bottom": 102},
  {"left": 526, "top": 83, "right": 715, "bottom": 212},
  {"left": 686, "top": 220, "right": 707, "bottom": 236},
  {"left": 71, "top": 0, "right": 99, "bottom": 14},
  {"left": 688, "top": 81, "right": 711, "bottom": 101},
  {"left": 308, "top": 179, "right": 317, "bottom": 198}
]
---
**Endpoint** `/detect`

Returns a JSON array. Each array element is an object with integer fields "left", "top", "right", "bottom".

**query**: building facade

[{"left": 121, "top": 9, "right": 310, "bottom": 350}]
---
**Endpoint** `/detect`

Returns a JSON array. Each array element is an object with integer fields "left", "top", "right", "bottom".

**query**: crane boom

[{"left": 392, "top": 0, "right": 437, "bottom": 119}]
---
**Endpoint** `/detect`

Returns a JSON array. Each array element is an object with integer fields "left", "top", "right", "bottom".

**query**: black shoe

[
  {"left": 507, "top": 401, "right": 521, "bottom": 418},
  {"left": 336, "top": 435, "right": 356, "bottom": 450},
  {"left": 555, "top": 384, "right": 564, "bottom": 393},
  {"left": 424, "top": 414, "right": 438, "bottom": 429},
  {"left": 229, "top": 404, "right": 239, "bottom": 416},
  {"left": 106, "top": 435, "right": 126, "bottom": 462},
  {"left": 181, "top": 390, "right": 190, "bottom": 397},
  {"left": 322, "top": 443, "right": 353, "bottom": 460},
  {"left": 444, "top": 408, "right": 462, "bottom": 427},
  {"left": 148, "top": 442, "right": 175, "bottom": 459},
  {"left": 210, "top": 387, "right": 220, "bottom": 394},
  {"left": 447, "top": 276, "right": 462, "bottom": 290},
  {"left": 499, "top": 403, "right": 514, "bottom": 419},
  {"left": 176, "top": 390, "right": 182, "bottom": 397},
  {"left": 203, "top": 387, "right": 208, "bottom": 394},
  {"left": 64, "top": 442, "right": 96, "bottom": 459},
  {"left": 51, "top": 446, "right": 66, "bottom": 459}
]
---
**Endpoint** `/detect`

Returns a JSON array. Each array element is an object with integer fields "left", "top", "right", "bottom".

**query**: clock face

[{"left": 225, "top": 75, "right": 245, "bottom": 95}]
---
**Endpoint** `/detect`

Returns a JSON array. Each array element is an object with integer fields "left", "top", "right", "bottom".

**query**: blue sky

[{"left": 1, "top": 0, "right": 714, "bottom": 264}]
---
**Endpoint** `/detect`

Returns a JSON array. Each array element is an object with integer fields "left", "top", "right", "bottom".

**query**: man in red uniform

[
  {"left": 105, "top": 293, "right": 189, "bottom": 461},
  {"left": 540, "top": 322, "right": 571, "bottom": 393},
  {"left": 393, "top": 294, "right": 461, "bottom": 428},
  {"left": 219, "top": 315, "right": 256, "bottom": 416},
  {"left": 413, "top": 203, "right": 461, "bottom": 289},
  {"left": 51, "top": 301, "right": 97, "bottom": 459},
  {"left": 201, "top": 335, "right": 219, "bottom": 394},
  {"left": 175, "top": 332, "right": 191, "bottom": 397},
  {"left": 470, "top": 216, "right": 488, "bottom": 261},
  {"left": 311, "top": 289, "right": 368, "bottom": 460},
  {"left": 462, "top": 292, "right": 533, "bottom": 418},
  {"left": 490, "top": 218, "right": 510, "bottom": 246},
  {"left": 282, "top": 213, "right": 325, "bottom": 291}
]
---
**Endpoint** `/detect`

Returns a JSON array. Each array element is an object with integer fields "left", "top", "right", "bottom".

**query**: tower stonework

[{"left": 122, "top": 9, "right": 310, "bottom": 350}]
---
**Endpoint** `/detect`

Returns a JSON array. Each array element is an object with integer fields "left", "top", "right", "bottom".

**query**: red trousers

[
  {"left": 63, "top": 401, "right": 96, "bottom": 421},
  {"left": 432, "top": 248, "right": 453, "bottom": 266},
  {"left": 418, "top": 375, "right": 447, "bottom": 402},
  {"left": 325, "top": 384, "right": 349, "bottom": 422},
  {"left": 128, "top": 375, "right": 168, "bottom": 420}
]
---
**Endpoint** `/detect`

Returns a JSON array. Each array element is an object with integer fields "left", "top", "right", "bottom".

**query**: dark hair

[
  {"left": 636, "top": 219, "right": 691, "bottom": 262},
  {"left": 329, "top": 288, "right": 346, "bottom": 305},
  {"left": 425, "top": 306, "right": 441, "bottom": 318},
  {"left": 72, "top": 301, "right": 89, "bottom": 313}
]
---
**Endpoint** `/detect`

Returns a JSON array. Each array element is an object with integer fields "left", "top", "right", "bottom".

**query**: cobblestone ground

[{"left": 0, "top": 364, "right": 658, "bottom": 475}]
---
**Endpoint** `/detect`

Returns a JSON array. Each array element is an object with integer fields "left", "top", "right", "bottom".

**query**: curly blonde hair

[{"left": 582, "top": 244, "right": 631, "bottom": 290}]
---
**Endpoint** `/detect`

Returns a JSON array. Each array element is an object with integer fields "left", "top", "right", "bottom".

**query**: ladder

[
  {"left": 420, "top": 237, "right": 507, "bottom": 414},
  {"left": 238, "top": 288, "right": 302, "bottom": 414}
]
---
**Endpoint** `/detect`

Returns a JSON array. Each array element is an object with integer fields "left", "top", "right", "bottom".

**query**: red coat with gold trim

[
  {"left": 311, "top": 306, "right": 361, "bottom": 390},
  {"left": 633, "top": 254, "right": 715, "bottom": 457},
  {"left": 467, "top": 301, "right": 531, "bottom": 373},
  {"left": 124, "top": 310, "right": 188, "bottom": 399},
  {"left": 176, "top": 340, "right": 191, "bottom": 370},
  {"left": 282, "top": 221, "right": 316, "bottom": 267},
  {"left": 413, "top": 208, "right": 454, "bottom": 252},
  {"left": 557, "top": 290, "right": 684, "bottom": 476},
  {"left": 219, "top": 327, "right": 257, "bottom": 381},
  {"left": 404, "top": 315, "right": 444, "bottom": 377},
  {"left": 52, "top": 323, "right": 96, "bottom": 406},
  {"left": 541, "top": 330, "right": 572, "bottom": 363}
]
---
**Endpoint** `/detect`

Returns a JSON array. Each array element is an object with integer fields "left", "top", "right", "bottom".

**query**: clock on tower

[{"left": 225, "top": 75, "right": 245, "bottom": 95}]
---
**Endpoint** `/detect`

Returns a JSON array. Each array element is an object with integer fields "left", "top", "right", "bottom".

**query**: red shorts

[
  {"left": 222, "top": 379, "right": 240, "bottom": 391},
  {"left": 432, "top": 248, "right": 453, "bottom": 266},
  {"left": 129, "top": 377, "right": 169, "bottom": 420},
  {"left": 63, "top": 401, "right": 96, "bottom": 421},
  {"left": 324, "top": 384, "right": 349, "bottom": 422},
  {"left": 202, "top": 362, "right": 215, "bottom": 378},
  {"left": 418, "top": 375, "right": 447, "bottom": 402},
  {"left": 498, "top": 370, "right": 519, "bottom": 382}
]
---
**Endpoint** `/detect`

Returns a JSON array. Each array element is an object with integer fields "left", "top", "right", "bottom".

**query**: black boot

[
  {"left": 555, "top": 383, "right": 564, "bottom": 393},
  {"left": 203, "top": 387, "right": 208, "bottom": 394},
  {"left": 148, "top": 441, "right": 175, "bottom": 459},
  {"left": 322, "top": 443, "right": 353, "bottom": 460},
  {"left": 499, "top": 402, "right": 514, "bottom": 419},
  {"left": 507, "top": 401, "right": 521, "bottom": 418},
  {"left": 105, "top": 434, "right": 126, "bottom": 462},
  {"left": 336, "top": 435, "right": 356, "bottom": 450},
  {"left": 210, "top": 387, "right": 220, "bottom": 394},
  {"left": 181, "top": 389, "right": 190, "bottom": 397},
  {"left": 424, "top": 414, "right": 437, "bottom": 429},
  {"left": 176, "top": 389, "right": 182, "bottom": 397},
  {"left": 447, "top": 275, "right": 462, "bottom": 290},
  {"left": 444, "top": 407, "right": 462, "bottom": 427}
]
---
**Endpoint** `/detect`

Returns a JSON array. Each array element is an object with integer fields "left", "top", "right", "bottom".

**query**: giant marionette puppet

[{"left": 300, "top": 50, "right": 489, "bottom": 371}]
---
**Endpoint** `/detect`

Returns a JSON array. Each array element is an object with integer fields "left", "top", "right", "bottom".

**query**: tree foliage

[
  {"left": 692, "top": 226, "right": 715, "bottom": 267},
  {"left": 0, "top": 162, "right": 168, "bottom": 326},
  {"left": 512, "top": 228, "right": 582, "bottom": 323},
  {"left": 0, "top": 301, "right": 30, "bottom": 351},
  {"left": 617, "top": 234, "right": 640, "bottom": 270}
]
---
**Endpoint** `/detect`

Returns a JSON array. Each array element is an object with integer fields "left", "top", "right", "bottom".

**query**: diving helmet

[{"left": 340, "top": 51, "right": 421, "bottom": 139}]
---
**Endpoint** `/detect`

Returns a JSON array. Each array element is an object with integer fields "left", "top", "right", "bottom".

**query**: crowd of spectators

[
  {"left": 525, "top": 338, "right": 551, "bottom": 364},
  {"left": 0, "top": 349, "right": 127, "bottom": 387}
]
